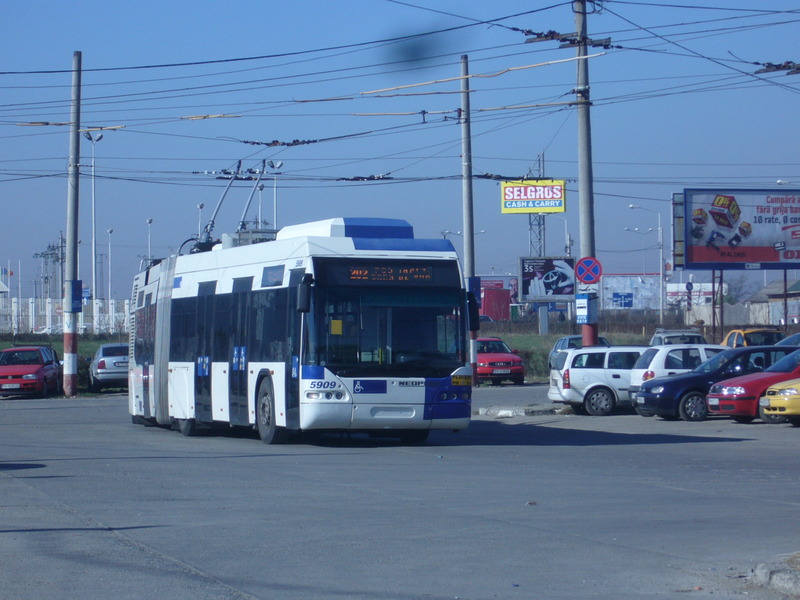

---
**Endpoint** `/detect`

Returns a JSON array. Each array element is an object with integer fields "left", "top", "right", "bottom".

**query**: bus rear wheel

[{"left": 256, "top": 378, "right": 288, "bottom": 444}]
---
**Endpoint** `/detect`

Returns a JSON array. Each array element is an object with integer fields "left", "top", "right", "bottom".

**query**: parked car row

[
  {"left": 636, "top": 345, "right": 798, "bottom": 421},
  {"left": 547, "top": 331, "right": 800, "bottom": 426}
]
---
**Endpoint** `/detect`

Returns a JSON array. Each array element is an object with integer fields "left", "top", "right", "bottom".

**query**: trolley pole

[{"left": 63, "top": 51, "right": 82, "bottom": 397}]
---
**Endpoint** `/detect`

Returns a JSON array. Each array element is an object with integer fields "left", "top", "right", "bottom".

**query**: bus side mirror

[
  {"left": 297, "top": 273, "right": 314, "bottom": 313},
  {"left": 467, "top": 292, "right": 480, "bottom": 332}
]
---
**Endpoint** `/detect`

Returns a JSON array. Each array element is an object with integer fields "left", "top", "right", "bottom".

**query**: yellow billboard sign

[{"left": 501, "top": 179, "right": 566, "bottom": 214}]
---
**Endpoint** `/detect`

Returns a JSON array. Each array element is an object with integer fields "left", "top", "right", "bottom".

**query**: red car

[
  {"left": 476, "top": 337, "right": 525, "bottom": 386},
  {"left": 706, "top": 348, "right": 800, "bottom": 423},
  {"left": 0, "top": 346, "right": 62, "bottom": 398}
]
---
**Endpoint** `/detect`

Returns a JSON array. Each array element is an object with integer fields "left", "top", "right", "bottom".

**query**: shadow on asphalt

[
  {"left": 118, "top": 413, "right": 754, "bottom": 448},
  {"left": 425, "top": 418, "right": 751, "bottom": 447}
]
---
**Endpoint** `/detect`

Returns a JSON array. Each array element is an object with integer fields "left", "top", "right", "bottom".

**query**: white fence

[{"left": 0, "top": 297, "right": 130, "bottom": 335}]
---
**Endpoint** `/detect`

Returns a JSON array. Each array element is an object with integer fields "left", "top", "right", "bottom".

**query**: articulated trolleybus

[{"left": 129, "top": 218, "right": 476, "bottom": 443}]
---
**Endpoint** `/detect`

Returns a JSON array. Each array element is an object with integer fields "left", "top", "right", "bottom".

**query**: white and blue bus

[{"left": 129, "top": 217, "right": 476, "bottom": 443}]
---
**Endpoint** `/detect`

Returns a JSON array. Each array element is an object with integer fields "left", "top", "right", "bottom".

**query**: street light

[
  {"left": 624, "top": 227, "right": 651, "bottom": 274},
  {"left": 629, "top": 204, "right": 664, "bottom": 324},
  {"left": 267, "top": 160, "right": 283, "bottom": 229},
  {"left": 441, "top": 229, "right": 486, "bottom": 239},
  {"left": 107, "top": 229, "right": 113, "bottom": 303},
  {"left": 146, "top": 218, "right": 153, "bottom": 261},
  {"left": 548, "top": 215, "right": 573, "bottom": 256},
  {"left": 83, "top": 130, "right": 103, "bottom": 334}
]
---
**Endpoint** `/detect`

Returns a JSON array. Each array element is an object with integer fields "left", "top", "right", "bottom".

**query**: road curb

[{"left": 476, "top": 405, "right": 560, "bottom": 418}]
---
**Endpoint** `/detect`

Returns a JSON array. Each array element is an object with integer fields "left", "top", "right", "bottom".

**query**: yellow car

[
  {"left": 721, "top": 327, "right": 785, "bottom": 348},
  {"left": 759, "top": 378, "right": 800, "bottom": 427}
]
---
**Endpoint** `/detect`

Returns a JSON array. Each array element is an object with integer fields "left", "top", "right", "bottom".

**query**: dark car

[
  {"left": 89, "top": 343, "right": 129, "bottom": 392},
  {"left": 477, "top": 337, "right": 525, "bottom": 386},
  {"left": 635, "top": 345, "right": 798, "bottom": 422},
  {"left": 0, "top": 345, "right": 62, "bottom": 397},
  {"left": 548, "top": 334, "right": 611, "bottom": 370}
]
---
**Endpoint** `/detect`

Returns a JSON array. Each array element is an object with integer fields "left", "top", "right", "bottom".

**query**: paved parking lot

[{"left": 2, "top": 391, "right": 799, "bottom": 599}]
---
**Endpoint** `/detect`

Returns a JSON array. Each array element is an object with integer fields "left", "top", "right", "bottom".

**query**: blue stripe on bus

[
  {"left": 353, "top": 380, "right": 387, "bottom": 394},
  {"left": 424, "top": 378, "right": 471, "bottom": 420},
  {"left": 342, "top": 217, "right": 413, "bottom": 239},
  {"left": 351, "top": 238, "right": 455, "bottom": 252},
  {"left": 173, "top": 276, "right": 182, "bottom": 288},
  {"left": 302, "top": 365, "right": 324, "bottom": 379}
]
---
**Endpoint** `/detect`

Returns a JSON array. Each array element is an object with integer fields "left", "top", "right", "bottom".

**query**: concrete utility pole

[
  {"left": 460, "top": 55, "right": 478, "bottom": 382},
  {"left": 63, "top": 51, "right": 82, "bottom": 397},
  {"left": 460, "top": 55, "right": 475, "bottom": 280},
  {"left": 574, "top": 0, "right": 599, "bottom": 346}
]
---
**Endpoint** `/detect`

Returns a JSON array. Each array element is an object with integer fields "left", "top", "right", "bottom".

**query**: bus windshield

[{"left": 306, "top": 287, "right": 466, "bottom": 378}]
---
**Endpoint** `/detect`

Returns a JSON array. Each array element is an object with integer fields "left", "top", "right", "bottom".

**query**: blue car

[{"left": 635, "top": 345, "right": 798, "bottom": 421}]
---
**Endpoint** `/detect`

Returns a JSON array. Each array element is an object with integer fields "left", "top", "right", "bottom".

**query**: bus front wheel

[{"left": 256, "top": 378, "right": 288, "bottom": 444}]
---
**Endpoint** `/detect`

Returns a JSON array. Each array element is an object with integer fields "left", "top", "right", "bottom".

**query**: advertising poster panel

[
  {"left": 501, "top": 180, "right": 566, "bottom": 214},
  {"left": 684, "top": 188, "right": 800, "bottom": 270},
  {"left": 480, "top": 275, "right": 519, "bottom": 304},
  {"left": 520, "top": 257, "right": 575, "bottom": 301}
]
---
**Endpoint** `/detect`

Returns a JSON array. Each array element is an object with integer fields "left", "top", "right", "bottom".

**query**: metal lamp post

[
  {"left": 267, "top": 160, "right": 283, "bottom": 229},
  {"left": 83, "top": 131, "right": 103, "bottom": 333},
  {"left": 146, "top": 218, "right": 153, "bottom": 262},
  {"left": 548, "top": 215, "right": 572, "bottom": 256},
  {"left": 257, "top": 184, "right": 265, "bottom": 228},
  {"left": 629, "top": 204, "right": 664, "bottom": 324},
  {"left": 107, "top": 228, "right": 113, "bottom": 302}
]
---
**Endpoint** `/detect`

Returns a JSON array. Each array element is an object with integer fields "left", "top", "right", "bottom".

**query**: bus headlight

[{"left": 305, "top": 390, "right": 348, "bottom": 401}]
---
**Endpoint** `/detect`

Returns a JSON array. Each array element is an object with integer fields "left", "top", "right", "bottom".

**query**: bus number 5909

[{"left": 309, "top": 380, "right": 338, "bottom": 389}]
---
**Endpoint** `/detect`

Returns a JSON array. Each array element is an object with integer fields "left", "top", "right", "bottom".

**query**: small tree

[{"left": 723, "top": 272, "right": 761, "bottom": 304}]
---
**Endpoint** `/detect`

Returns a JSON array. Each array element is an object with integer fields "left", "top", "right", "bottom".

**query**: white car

[
  {"left": 628, "top": 344, "right": 726, "bottom": 396},
  {"left": 548, "top": 346, "right": 645, "bottom": 416}
]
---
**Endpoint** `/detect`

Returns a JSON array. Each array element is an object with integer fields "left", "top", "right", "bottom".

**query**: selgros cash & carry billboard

[{"left": 501, "top": 180, "right": 565, "bottom": 214}]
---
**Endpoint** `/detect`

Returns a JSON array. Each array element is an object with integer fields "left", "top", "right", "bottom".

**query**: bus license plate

[{"left": 2, "top": 383, "right": 20, "bottom": 389}]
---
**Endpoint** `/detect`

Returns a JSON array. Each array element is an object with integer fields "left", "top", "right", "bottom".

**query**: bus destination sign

[{"left": 349, "top": 265, "right": 433, "bottom": 283}]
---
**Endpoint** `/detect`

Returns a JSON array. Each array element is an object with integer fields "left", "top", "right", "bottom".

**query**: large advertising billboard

[
  {"left": 684, "top": 188, "right": 800, "bottom": 270},
  {"left": 501, "top": 180, "right": 566, "bottom": 214},
  {"left": 520, "top": 257, "right": 575, "bottom": 301}
]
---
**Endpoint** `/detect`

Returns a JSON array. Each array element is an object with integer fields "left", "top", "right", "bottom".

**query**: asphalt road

[{"left": 2, "top": 390, "right": 799, "bottom": 600}]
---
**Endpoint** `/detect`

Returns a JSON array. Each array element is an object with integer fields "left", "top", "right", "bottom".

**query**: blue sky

[{"left": 2, "top": 1, "right": 799, "bottom": 299}]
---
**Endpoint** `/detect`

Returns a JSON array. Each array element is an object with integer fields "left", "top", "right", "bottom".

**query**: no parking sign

[{"left": 575, "top": 257, "right": 602, "bottom": 284}]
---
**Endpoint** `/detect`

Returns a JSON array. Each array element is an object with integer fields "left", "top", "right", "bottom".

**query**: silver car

[{"left": 89, "top": 343, "right": 129, "bottom": 392}]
